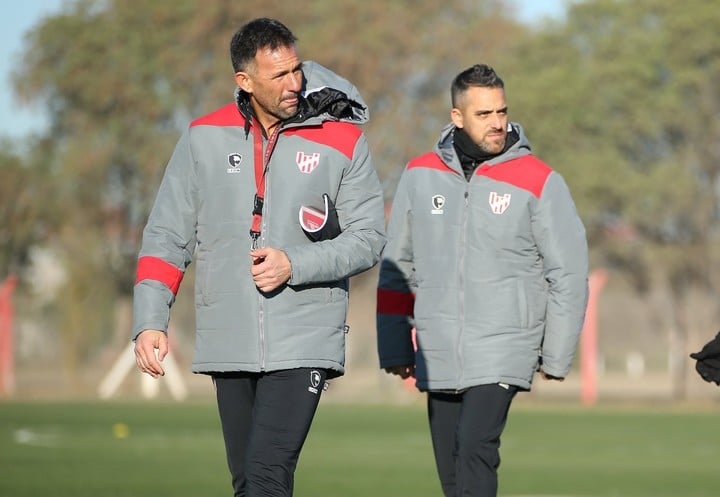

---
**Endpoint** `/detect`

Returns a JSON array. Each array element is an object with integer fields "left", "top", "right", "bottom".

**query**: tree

[
  {"left": 0, "top": 138, "right": 59, "bottom": 280},
  {"left": 503, "top": 0, "right": 720, "bottom": 398}
]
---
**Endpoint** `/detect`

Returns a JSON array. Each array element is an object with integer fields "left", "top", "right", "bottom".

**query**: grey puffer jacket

[
  {"left": 133, "top": 61, "right": 386, "bottom": 377},
  {"left": 377, "top": 123, "right": 588, "bottom": 391}
]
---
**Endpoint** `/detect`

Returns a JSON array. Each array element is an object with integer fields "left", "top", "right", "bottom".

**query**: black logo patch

[{"left": 228, "top": 153, "right": 243, "bottom": 169}]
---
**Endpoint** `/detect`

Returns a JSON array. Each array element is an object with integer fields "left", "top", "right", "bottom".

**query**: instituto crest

[
  {"left": 488, "top": 192, "right": 511, "bottom": 214},
  {"left": 296, "top": 151, "right": 320, "bottom": 173}
]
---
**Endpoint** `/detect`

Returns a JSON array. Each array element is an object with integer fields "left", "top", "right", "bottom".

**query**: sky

[{"left": 0, "top": 0, "right": 566, "bottom": 140}]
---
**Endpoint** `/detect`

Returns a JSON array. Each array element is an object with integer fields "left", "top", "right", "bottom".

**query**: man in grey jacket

[
  {"left": 376, "top": 64, "right": 588, "bottom": 497},
  {"left": 133, "top": 18, "right": 385, "bottom": 497}
]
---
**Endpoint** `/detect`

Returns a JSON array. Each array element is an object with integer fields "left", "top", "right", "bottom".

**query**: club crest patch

[
  {"left": 296, "top": 151, "right": 320, "bottom": 174},
  {"left": 431, "top": 194, "right": 445, "bottom": 215},
  {"left": 227, "top": 153, "right": 243, "bottom": 173},
  {"left": 488, "top": 192, "right": 511, "bottom": 214}
]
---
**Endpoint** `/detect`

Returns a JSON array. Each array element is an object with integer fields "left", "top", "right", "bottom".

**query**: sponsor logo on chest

[
  {"left": 431, "top": 194, "right": 446, "bottom": 215},
  {"left": 226, "top": 153, "right": 243, "bottom": 173}
]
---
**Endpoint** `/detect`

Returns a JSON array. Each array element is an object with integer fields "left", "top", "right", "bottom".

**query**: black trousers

[
  {"left": 427, "top": 384, "right": 517, "bottom": 497},
  {"left": 212, "top": 368, "right": 328, "bottom": 497}
]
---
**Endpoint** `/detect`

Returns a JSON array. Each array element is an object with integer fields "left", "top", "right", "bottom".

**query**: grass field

[{"left": 1, "top": 400, "right": 719, "bottom": 496}]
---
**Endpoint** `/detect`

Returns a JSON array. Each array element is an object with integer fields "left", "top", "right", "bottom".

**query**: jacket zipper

[
  {"left": 457, "top": 186, "right": 470, "bottom": 390},
  {"left": 257, "top": 125, "right": 282, "bottom": 371}
]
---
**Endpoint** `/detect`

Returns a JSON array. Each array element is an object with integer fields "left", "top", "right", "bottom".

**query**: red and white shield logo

[
  {"left": 296, "top": 152, "right": 320, "bottom": 174},
  {"left": 488, "top": 192, "right": 511, "bottom": 214}
]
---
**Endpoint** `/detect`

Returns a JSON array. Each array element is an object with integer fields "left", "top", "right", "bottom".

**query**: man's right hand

[
  {"left": 384, "top": 365, "right": 415, "bottom": 379},
  {"left": 134, "top": 329, "right": 168, "bottom": 378}
]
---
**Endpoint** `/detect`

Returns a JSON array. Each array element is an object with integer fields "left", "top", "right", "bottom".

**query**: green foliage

[
  {"left": 0, "top": 144, "right": 35, "bottom": 279},
  {"left": 506, "top": 0, "right": 720, "bottom": 260},
  {"left": 1, "top": 401, "right": 719, "bottom": 496},
  {"left": 499, "top": 0, "right": 720, "bottom": 397},
  {"left": 0, "top": 138, "right": 59, "bottom": 280}
]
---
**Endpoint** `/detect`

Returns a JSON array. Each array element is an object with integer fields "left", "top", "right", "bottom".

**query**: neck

[{"left": 253, "top": 111, "right": 281, "bottom": 137}]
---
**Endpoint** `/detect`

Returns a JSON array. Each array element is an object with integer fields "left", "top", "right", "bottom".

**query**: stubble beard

[
  {"left": 253, "top": 95, "right": 299, "bottom": 125},
  {"left": 480, "top": 136, "right": 506, "bottom": 155},
  {"left": 274, "top": 99, "right": 299, "bottom": 121}
]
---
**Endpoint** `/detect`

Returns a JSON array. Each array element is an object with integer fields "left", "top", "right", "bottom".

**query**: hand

[
  {"left": 134, "top": 329, "right": 168, "bottom": 378},
  {"left": 385, "top": 365, "right": 415, "bottom": 379},
  {"left": 540, "top": 370, "right": 564, "bottom": 382},
  {"left": 250, "top": 247, "right": 292, "bottom": 292}
]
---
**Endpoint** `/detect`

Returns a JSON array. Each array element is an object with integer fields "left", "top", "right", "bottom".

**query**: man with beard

[{"left": 377, "top": 64, "right": 588, "bottom": 497}]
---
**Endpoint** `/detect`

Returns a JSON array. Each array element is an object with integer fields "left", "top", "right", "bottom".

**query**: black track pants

[
  {"left": 427, "top": 384, "right": 517, "bottom": 497},
  {"left": 213, "top": 368, "right": 327, "bottom": 497}
]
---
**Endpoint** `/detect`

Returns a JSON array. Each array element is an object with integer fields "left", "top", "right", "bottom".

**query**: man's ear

[
  {"left": 235, "top": 72, "right": 252, "bottom": 93},
  {"left": 450, "top": 107, "right": 463, "bottom": 128}
]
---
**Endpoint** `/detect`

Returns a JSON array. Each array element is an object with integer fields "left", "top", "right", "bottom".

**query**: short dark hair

[
  {"left": 451, "top": 64, "right": 504, "bottom": 107},
  {"left": 230, "top": 18, "right": 297, "bottom": 72}
]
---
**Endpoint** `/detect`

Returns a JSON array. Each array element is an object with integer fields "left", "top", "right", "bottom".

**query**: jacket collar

[
  {"left": 235, "top": 60, "right": 368, "bottom": 138},
  {"left": 435, "top": 121, "right": 533, "bottom": 174}
]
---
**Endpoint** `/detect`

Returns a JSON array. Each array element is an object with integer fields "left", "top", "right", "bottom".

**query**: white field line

[{"left": 13, "top": 427, "right": 60, "bottom": 447}]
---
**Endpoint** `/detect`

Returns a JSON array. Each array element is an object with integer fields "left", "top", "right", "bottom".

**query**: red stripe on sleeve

[
  {"left": 377, "top": 288, "right": 415, "bottom": 317},
  {"left": 135, "top": 256, "right": 184, "bottom": 295}
]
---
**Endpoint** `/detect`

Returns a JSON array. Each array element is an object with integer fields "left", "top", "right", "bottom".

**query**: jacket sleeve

[
  {"left": 376, "top": 170, "right": 416, "bottom": 369},
  {"left": 283, "top": 133, "right": 386, "bottom": 284},
  {"left": 132, "top": 130, "right": 198, "bottom": 339},
  {"left": 532, "top": 171, "right": 589, "bottom": 377}
]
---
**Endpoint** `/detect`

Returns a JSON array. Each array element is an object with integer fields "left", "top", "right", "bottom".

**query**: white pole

[
  {"left": 98, "top": 342, "right": 136, "bottom": 399},
  {"left": 162, "top": 354, "right": 188, "bottom": 401},
  {"left": 98, "top": 341, "right": 188, "bottom": 401},
  {"left": 141, "top": 371, "right": 160, "bottom": 399}
]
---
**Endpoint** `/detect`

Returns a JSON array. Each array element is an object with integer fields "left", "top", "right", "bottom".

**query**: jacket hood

[
  {"left": 235, "top": 60, "right": 368, "bottom": 134},
  {"left": 301, "top": 61, "right": 369, "bottom": 123},
  {"left": 435, "top": 121, "right": 532, "bottom": 173}
]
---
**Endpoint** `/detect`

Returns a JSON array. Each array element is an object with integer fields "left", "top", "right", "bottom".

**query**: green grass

[{"left": 1, "top": 401, "right": 719, "bottom": 496}]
